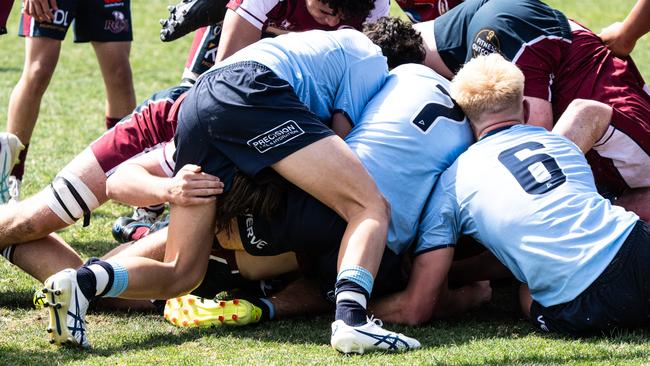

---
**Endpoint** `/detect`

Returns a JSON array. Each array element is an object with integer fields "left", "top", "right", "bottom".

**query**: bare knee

[{"left": 21, "top": 60, "right": 57, "bottom": 94}]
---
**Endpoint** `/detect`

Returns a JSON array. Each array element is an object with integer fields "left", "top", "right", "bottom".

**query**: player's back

[
  {"left": 214, "top": 29, "right": 388, "bottom": 125},
  {"left": 346, "top": 63, "right": 473, "bottom": 254},
  {"left": 450, "top": 125, "right": 638, "bottom": 306}
]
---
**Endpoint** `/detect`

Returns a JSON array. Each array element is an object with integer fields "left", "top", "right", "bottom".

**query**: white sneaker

[
  {"left": 42, "top": 268, "right": 90, "bottom": 348},
  {"left": 330, "top": 317, "right": 421, "bottom": 354},
  {"left": 7, "top": 176, "right": 21, "bottom": 203},
  {"left": 0, "top": 133, "right": 24, "bottom": 204}
]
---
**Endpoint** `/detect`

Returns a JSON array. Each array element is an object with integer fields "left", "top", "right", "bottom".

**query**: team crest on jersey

[
  {"left": 472, "top": 28, "right": 501, "bottom": 57},
  {"left": 104, "top": 11, "right": 129, "bottom": 34},
  {"left": 247, "top": 120, "right": 305, "bottom": 153}
]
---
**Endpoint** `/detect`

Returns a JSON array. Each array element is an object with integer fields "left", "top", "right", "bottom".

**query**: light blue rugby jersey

[
  {"left": 346, "top": 63, "right": 473, "bottom": 254},
  {"left": 419, "top": 124, "right": 639, "bottom": 306},
  {"left": 215, "top": 29, "right": 388, "bottom": 126}
]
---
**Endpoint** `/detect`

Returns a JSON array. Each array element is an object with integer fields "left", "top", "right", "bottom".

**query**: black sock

[
  {"left": 76, "top": 258, "right": 115, "bottom": 300},
  {"left": 334, "top": 279, "right": 369, "bottom": 326}
]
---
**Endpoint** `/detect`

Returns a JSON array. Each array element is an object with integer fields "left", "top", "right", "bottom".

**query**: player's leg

[
  {"left": 5, "top": 36, "right": 61, "bottom": 194},
  {"left": 92, "top": 41, "right": 136, "bottom": 129},
  {"left": 180, "top": 25, "right": 221, "bottom": 83},
  {"left": 0, "top": 148, "right": 108, "bottom": 247},
  {"left": 3, "top": 233, "right": 84, "bottom": 283},
  {"left": 271, "top": 136, "right": 419, "bottom": 353},
  {"left": 74, "top": 0, "right": 135, "bottom": 129}
]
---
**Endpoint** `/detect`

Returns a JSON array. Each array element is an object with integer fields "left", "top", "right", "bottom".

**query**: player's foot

[
  {"left": 330, "top": 317, "right": 420, "bottom": 354},
  {"left": 111, "top": 216, "right": 152, "bottom": 243},
  {"left": 159, "top": 0, "right": 227, "bottom": 42},
  {"left": 42, "top": 269, "right": 90, "bottom": 348},
  {"left": 163, "top": 294, "right": 262, "bottom": 328},
  {"left": 0, "top": 133, "right": 24, "bottom": 204},
  {"left": 0, "top": 26, "right": 7, "bottom": 35}
]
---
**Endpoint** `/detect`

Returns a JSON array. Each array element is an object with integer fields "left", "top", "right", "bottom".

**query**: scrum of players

[{"left": 1, "top": 0, "right": 650, "bottom": 354}]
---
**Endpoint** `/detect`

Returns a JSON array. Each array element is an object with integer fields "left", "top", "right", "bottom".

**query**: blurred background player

[{"left": 2, "top": 0, "right": 136, "bottom": 202}]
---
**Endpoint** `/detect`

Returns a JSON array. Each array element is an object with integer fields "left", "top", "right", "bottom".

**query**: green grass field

[{"left": 0, "top": 1, "right": 649, "bottom": 364}]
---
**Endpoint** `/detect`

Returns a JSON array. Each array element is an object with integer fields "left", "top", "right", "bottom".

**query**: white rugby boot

[
  {"left": 0, "top": 133, "right": 24, "bottom": 203},
  {"left": 42, "top": 269, "right": 90, "bottom": 348},
  {"left": 331, "top": 316, "right": 421, "bottom": 354}
]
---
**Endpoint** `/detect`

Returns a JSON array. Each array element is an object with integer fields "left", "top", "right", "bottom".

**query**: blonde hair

[{"left": 450, "top": 53, "right": 525, "bottom": 124}]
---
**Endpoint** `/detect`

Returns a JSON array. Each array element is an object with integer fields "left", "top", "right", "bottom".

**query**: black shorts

[
  {"left": 529, "top": 220, "right": 650, "bottom": 337},
  {"left": 174, "top": 61, "right": 334, "bottom": 190},
  {"left": 18, "top": 0, "right": 132, "bottom": 42}
]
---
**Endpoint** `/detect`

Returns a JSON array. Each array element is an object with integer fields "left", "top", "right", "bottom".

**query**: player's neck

[{"left": 476, "top": 120, "right": 523, "bottom": 140}]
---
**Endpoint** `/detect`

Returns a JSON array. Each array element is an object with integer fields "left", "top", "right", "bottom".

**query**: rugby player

[
  {"left": 402, "top": 53, "right": 650, "bottom": 337},
  {"left": 40, "top": 29, "right": 422, "bottom": 353},
  {"left": 365, "top": 0, "right": 650, "bottom": 222},
  {"left": 163, "top": 0, "right": 388, "bottom": 84},
  {"left": 104, "top": 61, "right": 486, "bottom": 331},
  {"left": 2, "top": 0, "right": 137, "bottom": 202}
]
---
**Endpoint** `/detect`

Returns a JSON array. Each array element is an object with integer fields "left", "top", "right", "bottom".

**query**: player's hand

[
  {"left": 24, "top": 0, "right": 58, "bottom": 23},
  {"left": 599, "top": 22, "right": 636, "bottom": 57},
  {"left": 166, "top": 164, "right": 224, "bottom": 206}
]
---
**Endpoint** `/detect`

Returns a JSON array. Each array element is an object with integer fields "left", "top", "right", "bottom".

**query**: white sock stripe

[
  {"left": 1, "top": 245, "right": 14, "bottom": 262},
  {"left": 88, "top": 264, "right": 110, "bottom": 296},
  {"left": 336, "top": 291, "right": 367, "bottom": 309}
]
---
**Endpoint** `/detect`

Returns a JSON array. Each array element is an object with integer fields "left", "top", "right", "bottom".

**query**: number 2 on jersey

[
  {"left": 498, "top": 141, "right": 566, "bottom": 194},
  {"left": 410, "top": 85, "right": 465, "bottom": 134}
]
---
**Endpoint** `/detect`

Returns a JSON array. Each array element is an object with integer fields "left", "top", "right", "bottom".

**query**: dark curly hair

[
  {"left": 214, "top": 169, "right": 288, "bottom": 234},
  {"left": 324, "top": 0, "right": 375, "bottom": 23},
  {"left": 363, "top": 17, "right": 426, "bottom": 69}
]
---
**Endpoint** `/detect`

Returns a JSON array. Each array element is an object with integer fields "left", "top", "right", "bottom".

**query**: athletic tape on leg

[{"left": 46, "top": 170, "right": 100, "bottom": 226}]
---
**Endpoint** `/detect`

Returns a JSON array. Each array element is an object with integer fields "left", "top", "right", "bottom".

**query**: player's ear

[{"left": 522, "top": 99, "right": 530, "bottom": 124}]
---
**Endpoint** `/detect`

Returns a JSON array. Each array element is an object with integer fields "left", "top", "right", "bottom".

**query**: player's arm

[
  {"left": 106, "top": 147, "right": 223, "bottom": 207},
  {"left": 370, "top": 248, "right": 454, "bottom": 325},
  {"left": 215, "top": 9, "right": 263, "bottom": 62},
  {"left": 599, "top": 0, "right": 650, "bottom": 57},
  {"left": 524, "top": 96, "right": 554, "bottom": 131},
  {"left": 552, "top": 99, "right": 612, "bottom": 153}
]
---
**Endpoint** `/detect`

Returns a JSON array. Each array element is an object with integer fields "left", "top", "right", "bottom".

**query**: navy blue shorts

[
  {"left": 18, "top": 0, "right": 132, "bottom": 42},
  {"left": 174, "top": 61, "right": 334, "bottom": 190},
  {"left": 530, "top": 220, "right": 650, "bottom": 337}
]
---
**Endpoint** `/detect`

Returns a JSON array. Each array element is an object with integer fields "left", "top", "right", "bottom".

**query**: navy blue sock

[
  {"left": 76, "top": 258, "right": 115, "bottom": 300},
  {"left": 334, "top": 279, "right": 369, "bottom": 326}
]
